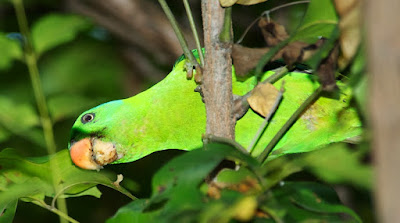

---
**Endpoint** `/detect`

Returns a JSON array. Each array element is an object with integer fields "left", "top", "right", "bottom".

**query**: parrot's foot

[{"left": 194, "top": 85, "right": 205, "bottom": 103}]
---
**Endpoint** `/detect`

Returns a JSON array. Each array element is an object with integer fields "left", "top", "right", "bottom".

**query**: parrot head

[{"left": 69, "top": 100, "right": 125, "bottom": 170}]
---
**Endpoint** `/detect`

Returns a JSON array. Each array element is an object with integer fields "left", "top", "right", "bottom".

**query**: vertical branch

[
  {"left": 158, "top": 0, "right": 197, "bottom": 66},
  {"left": 183, "top": 0, "right": 205, "bottom": 66},
  {"left": 12, "top": 0, "right": 68, "bottom": 222},
  {"left": 201, "top": 1, "right": 234, "bottom": 139},
  {"left": 368, "top": 0, "right": 400, "bottom": 222}
]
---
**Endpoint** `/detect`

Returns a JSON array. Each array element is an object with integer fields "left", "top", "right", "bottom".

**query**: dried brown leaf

[
  {"left": 317, "top": 43, "right": 339, "bottom": 91},
  {"left": 280, "top": 41, "right": 309, "bottom": 66},
  {"left": 247, "top": 82, "right": 279, "bottom": 117},
  {"left": 258, "top": 19, "right": 289, "bottom": 46},
  {"left": 302, "top": 38, "right": 327, "bottom": 61},
  {"left": 232, "top": 44, "right": 270, "bottom": 76},
  {"left": 232, "top": 40, "right": 322, "bottom": 76},
  {"left": 334, "top": 0, "right": 362, "bottom": 69}
]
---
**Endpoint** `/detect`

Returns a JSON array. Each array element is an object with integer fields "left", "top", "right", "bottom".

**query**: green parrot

[{"left": 69, "top": 57, "right": 361, "bottom": 170}]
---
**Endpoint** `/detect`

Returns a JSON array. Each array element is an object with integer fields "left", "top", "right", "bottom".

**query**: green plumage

[{"left": 70, "top": 59, "right": 361, "bottom": 164}]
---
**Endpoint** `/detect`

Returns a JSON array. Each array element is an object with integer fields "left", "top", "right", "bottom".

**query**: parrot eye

[{"left": 81, "top": 113, "right": 95, "bottom": 124}]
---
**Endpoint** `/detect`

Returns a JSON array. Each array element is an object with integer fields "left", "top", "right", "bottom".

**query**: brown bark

[
  {"left": 367, "top": 0, "right": 400, "bottom": 222},
  {"left": 201, "top": 1, "right": 234, "bottom": 139}
]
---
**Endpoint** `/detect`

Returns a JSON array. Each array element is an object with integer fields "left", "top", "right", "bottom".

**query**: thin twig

[
  {"left": 31, "top": 198, "right": 79, "bottom": 223},
  {"left": 255, "top": 39, "right": 290, "bottom": 79},
  {"left": 158, "top": 0, "right": 198, "bottom": 67},
  {"left": 51, "top": 181, "right": 137, "bottom": 208},
  {"left": 236, "top": 0, "right": 310, "bottom": 44},
  {"left": 257, "top": 86, "right": 323, "bottom": 164},
  {"left": 264, "top": 66, "right": 289, "bottom": 84},
  {"left": 267, "top": 0, "right": 310, "bottom": 14},
  {"left": 219, "top": 6, "right": 232, "bottom": 43},
  {"left": 12, "top": 0, "right": 68, "bottom": 222},
  {"left": 249, "top": 82, "right": 285, "bottom": 154},
  {"left": 183, "top": 0, "right": 204, "bottom": 66},
  {"left": 236, "top": 14, "right": 262, "bottom": 44}
]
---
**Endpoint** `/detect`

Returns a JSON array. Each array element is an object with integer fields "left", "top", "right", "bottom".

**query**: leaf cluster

[{"left": 108, "top": 143, "right": 363, "bottom": 223}]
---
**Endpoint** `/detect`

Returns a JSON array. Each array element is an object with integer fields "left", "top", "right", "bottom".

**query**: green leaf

[
  {"left": 0, "top": 33, "right": 22, "bottom": 70},
  {"left": 109, "top": 145, "right": 360, "bottom": 222},
  {"left": 301, "top": 143, "right": 372, "bottom": 189},
  {"left": 108, "top": 143, "right": 260, "bottom": 222},
  {"left": 261, "top": 156, "right": 303, "bottom": 189},
  {"left": 0, "top": 200, "right": 17, "bottom": 223},
  {"left": 350, "top": 45, "right": 368, "bottom": 116},
  {"left": 0, "top": 96, "right": 39, "bottom": 133},
  {"left": 0, "top": 126, "right": 11, "bottom": 144},
  {"left": 150, "top": 143, "right": 258, "bottom": 217},
  {"left": 266, "top": 182, "right": 362, "bottom": 222},
  {"left": 48, "top": 94, "right": 100, "bottom": 122},
  {"left": 305, "top": 26, "right": 340, "bottom": 69},
  {"left": 107, "top": 200, "right": 160, "bottom": 223},
  {"left": 291, "top": 0, "right": 338, "bottom": 43},
  {"left": 0, "top": 148, "right": 135, "bottom": 208},
  {"left": 0, "top": 96, "right": 46, "bottom": 147},
  {"left": 215, "top": 167, "right": 258, "bottom": 185},
  {"left": 31, "top": 13, "right": 91, "bottom": 55},
  {"left": 39, "top": 39, "right": 124, "bottom": 98},
  {"left": 60, "top": 187, "right": 102, "bottom": 199},
  {"left": 353, "top": 75, "right": 367, "bottom": 116},
  {"left": 199, "top": 192, "right": 258, "bottom": 223}
]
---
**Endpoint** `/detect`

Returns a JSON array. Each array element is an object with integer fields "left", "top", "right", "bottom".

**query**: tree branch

[
  {"left": 201, "top": 1, "right": 234, "bottom": 139},
  {"left": 368, "top": 0, "right": 400, "bottom": 221}
]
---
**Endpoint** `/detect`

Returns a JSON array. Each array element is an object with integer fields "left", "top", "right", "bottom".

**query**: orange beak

[
  {"left": 69, "top": 138, "right": 119, "bottom": 170},
  {"left": 69, "top": 138, "right": 102, "bottom": 170}
]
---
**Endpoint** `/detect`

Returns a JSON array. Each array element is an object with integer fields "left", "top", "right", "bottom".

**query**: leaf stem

[
  {"left": 264, "top": 66, "right": 289, "bottom": 84},
  {"left": 183, "top": 0, "right": 204, "bottom": 66},
  {"left": 249, "top": 82, "right": 285, "bottom": 154},
  {"left": 158, "top": 0, "right": 197, "bottom": 66},
  {"left": 219, "top": 6, "right": 232, "bottom": 43},
  {"left": 267, "top": 0, "right": 310, "bottom": 14},
  {"left": 12, "top": 0, "right": 68, "bottom": 222},
  {"left": 236, "top": 0, "right": 310, "bottom": 44},
  {"left": 257, "top": 86, "right": 323, "bottom": 164},
  {"left": 51, "top": 180, "right": 137, "bottom": 208},
  {"left": 32, "top": 198, "right": 79, "bottom": 223},
  {"left": 255, "top": 39, "right": 290, "bottom": 80}
]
